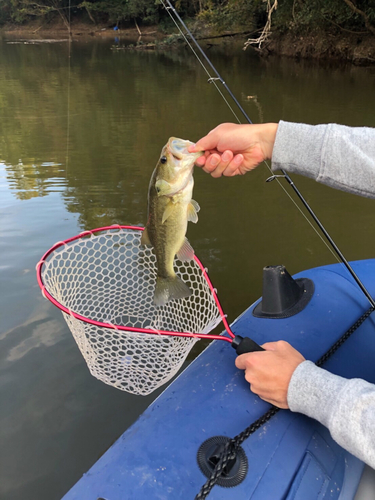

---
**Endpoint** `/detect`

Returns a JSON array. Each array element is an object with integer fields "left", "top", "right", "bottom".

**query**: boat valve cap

[{"left": 197, "top": 436, "right": 248, "bottom": 487}]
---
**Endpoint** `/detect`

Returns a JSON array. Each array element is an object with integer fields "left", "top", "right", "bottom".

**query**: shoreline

[
  {"left": 0, "top": 21, "right": 164, "bottom": 41},
  {"left": 266, "top": 31, "right": 375, "bottom": 66},
  {"left": 1, "top": 21, "right": 375, "bottom": 65}
]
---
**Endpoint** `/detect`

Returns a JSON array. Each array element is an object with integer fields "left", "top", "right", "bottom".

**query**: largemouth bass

[{"left": 141, "top": 137, "right": 203, "bottom": 306}]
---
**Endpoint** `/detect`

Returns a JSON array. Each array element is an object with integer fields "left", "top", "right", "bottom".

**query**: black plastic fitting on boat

[
  {"left": 197, "top": 436, "right": 248, "bottom": 487},
  {"left": 253, "top": 265, "right": 314, "bottom": 319}
]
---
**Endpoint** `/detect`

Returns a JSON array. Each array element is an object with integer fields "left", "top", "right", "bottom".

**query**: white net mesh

[{"left": 41, "top": 227, "right": 222, "bottom": 395}]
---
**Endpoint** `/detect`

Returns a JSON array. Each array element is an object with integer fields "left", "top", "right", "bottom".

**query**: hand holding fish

[
  {"left": 189, "top": 122, "right": 278, "bottom": 177},
  {"left": 235, "top": 340, "right": 305, "bottom": 409}
]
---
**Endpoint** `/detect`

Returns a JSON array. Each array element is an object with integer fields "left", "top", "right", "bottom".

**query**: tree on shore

[{"left": 1, "top": 0, "right": 374, "bottom": 40}]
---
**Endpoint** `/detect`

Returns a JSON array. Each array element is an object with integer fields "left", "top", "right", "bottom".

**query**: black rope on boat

[
  {"left": 316, "top": 305, "right": 375, "bottom": 367},
  {"left": 195, "top": 406, "right": 279, "bottom": 500},
  {"left": 195, "top": 305, "right": 375, "bottom": 500}
]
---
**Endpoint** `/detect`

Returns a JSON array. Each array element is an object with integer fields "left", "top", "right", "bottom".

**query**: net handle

[{"left": 36, "top": 225, "right": 234, "bottom": 343}]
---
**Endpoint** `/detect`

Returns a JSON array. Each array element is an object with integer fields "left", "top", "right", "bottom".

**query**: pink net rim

[{"left": 36, "top": 225, "right": 234, "bottom": 343}]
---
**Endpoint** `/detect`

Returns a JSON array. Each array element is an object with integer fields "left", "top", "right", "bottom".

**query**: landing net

[{"left": 37, "top": 225, "right": 224, "bottom": 395}]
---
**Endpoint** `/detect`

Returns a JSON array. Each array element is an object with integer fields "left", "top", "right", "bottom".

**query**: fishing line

[
  {"left": 161, "top": 1, "right": 241, "bottom": 124},
  {"left": 160, "top": 0, "right": 341, "bottom": 260},
  {"left": 65, "top": 0, "right": 72, "bottom": 177},
  {"left": 161, "top": 0, "right": 375, "bottom": 309}
]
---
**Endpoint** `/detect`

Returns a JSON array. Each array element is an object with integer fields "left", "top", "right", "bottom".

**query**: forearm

[
  {"left": 288, "top": 361, "right": 375, "bottom": 468},
  {"left": 272, "top": 121, "right": 375, "bottom": 198}
]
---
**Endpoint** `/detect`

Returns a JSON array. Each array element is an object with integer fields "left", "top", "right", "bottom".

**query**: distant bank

[{"left": 1, "top": 20, "right": 374, "bottom": 66}]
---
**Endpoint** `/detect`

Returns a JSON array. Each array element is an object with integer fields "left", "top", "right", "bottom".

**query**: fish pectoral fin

[
  {"left": 191, "top": 199, "right": 200, "bottom": 212},
  {"left": 155, "top": 179, "right": 173, "bottom": 196},
  {"left": 187, "top": 200, "right": 200, "bottom": 223},
  {"left": 162, "top": 202, "right": 175, "bottom": 224},
  {"left": 177, "top": 237, "right": 195, "bottom": 262},
  {"left": 140, "top": 227, "right": 152, "bottom": 246}
]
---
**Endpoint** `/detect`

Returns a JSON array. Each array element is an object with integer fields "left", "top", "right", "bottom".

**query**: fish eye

[{"left": 160, "top": 156, "right": 167, "bottom": 164}]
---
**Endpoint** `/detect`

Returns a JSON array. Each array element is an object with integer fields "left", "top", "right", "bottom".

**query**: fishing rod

[{"left": 162, "top": 0, "right": 375, "bottom": 309}]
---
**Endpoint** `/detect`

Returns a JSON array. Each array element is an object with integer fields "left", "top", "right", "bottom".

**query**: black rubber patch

[
  {"left": 197, "top": 436, "right": 248, "bottom": 488},
  {"left": 253, "top": 277, "right": 314, "bottom": 318}
]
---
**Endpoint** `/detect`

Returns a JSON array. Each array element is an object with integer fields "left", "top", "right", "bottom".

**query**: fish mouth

[{"left": 168, "top": 137, "right": 201, "bottom": 160}]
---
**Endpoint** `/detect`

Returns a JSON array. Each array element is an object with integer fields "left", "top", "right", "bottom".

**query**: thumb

[{"left": 189, "top": 131, "right": 219, "bottom": 153}]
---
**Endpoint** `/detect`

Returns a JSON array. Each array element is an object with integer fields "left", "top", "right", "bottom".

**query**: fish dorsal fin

[
  {"left": 177, "top": 237, "right": 195, "bottom": 262},
  {"left": 162, "top": 201, "right": 175, "bottom": 224},
  {"left": 187, "top": 199, "right": 200, "bottom": 224},
  {"left": 140, "top": 227, "right": 152, "bottom": 246},
  {"left": 155, "top": 179, "right": 173, "bottom": 196}
]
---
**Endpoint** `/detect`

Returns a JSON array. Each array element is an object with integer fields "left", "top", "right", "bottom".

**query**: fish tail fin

[{"left": 154, "top": 275, "right": 192, "bottom": 307}]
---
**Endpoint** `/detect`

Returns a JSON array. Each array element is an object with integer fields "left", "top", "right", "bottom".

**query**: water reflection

[
  {"left": 4, "top": 161, "right": 65, "bottom": 199},
  {"left": 4, "top": 310, "right": 65, "bottom": 362}
]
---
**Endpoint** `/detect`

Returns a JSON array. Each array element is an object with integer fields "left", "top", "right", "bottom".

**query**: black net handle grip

[{"left": 231, "top": 335, "right": 265, "bottom": 355}]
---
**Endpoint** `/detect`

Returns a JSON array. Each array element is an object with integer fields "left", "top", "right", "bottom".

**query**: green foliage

[
  {"left": 197, "top": 0, "right": 264, "bottom": 32},
  {"left": 0, "top": 0, "right": 12, "bottom": 24},
  {"left": 196, "top": 0, "right": 375, "bottom": 36},
  {"left": 3, "top": 0, "right": 52, "bottom": 24},
  {"left": 1, "top": 0, "right": 81, "bottom": 25},
  {"left": 0, "top": 0, "right": 161, "bottom": 26},
  {"left": 79, "top": 0, "right": 160, "bottom": 25},
  {"left": 274, "top": 0, "right": 375, "bottom": 34},
  {"left": 1, "top": 0, "right": 374, "bottom": 35}
]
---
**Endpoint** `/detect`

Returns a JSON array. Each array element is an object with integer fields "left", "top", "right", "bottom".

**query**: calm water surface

[{"left": 1, "top": 35, "right": 375, "bottom": 499}]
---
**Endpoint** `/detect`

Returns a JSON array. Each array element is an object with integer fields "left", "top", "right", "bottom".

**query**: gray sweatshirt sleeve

[
  {"left": 272, "top": 121, "right": 375, "bottom": 198},
  {"left": 288, "top": 361, "right": 375, "bottom": 468},
  {"left": 272, "top": 121, "right": 375, "bottom": 465}
]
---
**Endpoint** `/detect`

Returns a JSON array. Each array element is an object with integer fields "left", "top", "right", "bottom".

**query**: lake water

[{"left": 1, "top": 34, "right": 375, "bottom": 499}]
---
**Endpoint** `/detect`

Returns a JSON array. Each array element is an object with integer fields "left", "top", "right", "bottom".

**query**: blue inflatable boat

[{"left": 62, "top": 259, "right": 375, "bottom": 499}]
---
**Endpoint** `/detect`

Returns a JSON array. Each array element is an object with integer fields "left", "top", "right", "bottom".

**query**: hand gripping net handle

[{"left": 36, "top": 225, "right": 234, "bottom": 395}]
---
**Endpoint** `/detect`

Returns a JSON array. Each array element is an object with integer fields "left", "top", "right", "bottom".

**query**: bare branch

[
  {"left": 134, "top": 19, "right": 142, "bottom": 36},
  {"left": 341, "top": 0, "right": 375, "bottom": 36},
  {"left": 84, "top": 4, "right": 96, "bottom": 24},
  {"left": 51, "top": 0, "right": 70, "bottom": 32},
  {"left": 244, "top": 0, "right": 278, "bottom": 50}
]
